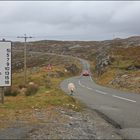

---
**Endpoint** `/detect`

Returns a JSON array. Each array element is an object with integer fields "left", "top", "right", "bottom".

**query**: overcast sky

[{"left": 0, "top": 1, "right": 140, "bottom": 41}]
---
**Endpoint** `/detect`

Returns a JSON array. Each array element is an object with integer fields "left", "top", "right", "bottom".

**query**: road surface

[{"left": 60, "top": 59, "right": 140, "bottom": 139}]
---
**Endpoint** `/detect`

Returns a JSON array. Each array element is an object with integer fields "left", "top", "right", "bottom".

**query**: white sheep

[{"left": 68, "top": 82, "right": 76, "bottom": 95}]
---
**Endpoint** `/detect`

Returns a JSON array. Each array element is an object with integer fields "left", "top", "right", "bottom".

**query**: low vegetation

[
  {"left": 4, "top": 86, "right": 20, "bottom": 97},
  {"left": 0, "top": 53, "right": 83, "bottom": 128},
  {"left": 92, "top": 47, "right": 140, "bottom": 93},
  {"left": 25, "top": 84, "right": 39, "bottom": 96}
]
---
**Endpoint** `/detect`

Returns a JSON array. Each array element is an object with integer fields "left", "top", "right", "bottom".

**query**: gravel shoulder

[{"left": 0, "top": 107, "right": 123, "bottom": 139}]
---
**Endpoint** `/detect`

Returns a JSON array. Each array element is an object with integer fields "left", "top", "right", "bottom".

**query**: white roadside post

[{"left": 0, "top": 41, "right": 12, "bottom": 104}]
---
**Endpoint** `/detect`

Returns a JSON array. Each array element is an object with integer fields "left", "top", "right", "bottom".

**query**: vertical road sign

[
  {"left": 47, "top": 64, "right": 52, "bottom": 70},
  {"left": 0, "top": 41, "right": 12, "bottom": 87}
]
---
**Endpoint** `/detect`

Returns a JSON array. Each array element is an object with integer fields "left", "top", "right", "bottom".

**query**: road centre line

[
  {"left": 89, "top": 76, "right": 93, "bottom": 82},
  {"left": 79, "top": 80, "right": 107, "bottom": 94},
  {"left": 95, "top": 89, "right": 108, "bottom": 95},
  {"left": 79, "top": 80, "right": 93, "bottom": 90},
  {"left": 112, "top": 95, "right": 136, "bottom": 103},
  {"left": 78, "top": 80, "right": 136, "bottom": 103},
  {"left": 86, "top": 87, "right": 93, "bottom": 90},
  {"left": 78, "top": 80, "right": 85, "bottom": 88}
]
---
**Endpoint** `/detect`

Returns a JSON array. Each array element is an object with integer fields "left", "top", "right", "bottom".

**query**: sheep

[{"left": 68, "top": 82, "right": 76, "bottom": 95}]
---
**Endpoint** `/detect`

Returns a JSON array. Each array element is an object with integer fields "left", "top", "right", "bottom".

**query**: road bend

[{"left": 60, "top": 59, "right": 140, "bottom": 139}]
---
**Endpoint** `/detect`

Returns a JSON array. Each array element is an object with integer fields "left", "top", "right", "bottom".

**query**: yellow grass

[{"left": 93, "top": 68, "right": 117, "bottom": 85}]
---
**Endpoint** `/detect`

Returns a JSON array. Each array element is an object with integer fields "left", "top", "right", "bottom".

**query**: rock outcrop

[
  {"left": 95, "top": 50, "right": 112, "bottom": 76},
  {"left": 109, "top": 73, "right": 140, "bottom": 93}
]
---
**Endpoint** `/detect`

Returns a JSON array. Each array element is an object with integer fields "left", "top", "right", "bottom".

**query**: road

[{"left": 60, "top": 59, "right": 140, "bottom": 139}]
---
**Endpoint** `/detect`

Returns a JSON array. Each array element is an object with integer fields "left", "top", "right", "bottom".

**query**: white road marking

[
  {"left": 78, "top": 80, "right": 81, "bottom": 86},
  {"left": 78, "top": 80, "right": 136, "bottom": 103},
  {"left": 86, "top": 87, "right": 93, "bottom": 90},
  {"left": 79, "top": 80, "right": 93, "bottom": 90},
  {"left": 95, "top": 89, "right": 108, "bottom": 95},
  {"left": 112, "top": 95, "right": 136, "bottom": 103},
  {"left": 90, "top": 76, "right": 93, "bottom": 82},
  {"left": 78, "top": 80, "right": 85, "bottom": 88},
  {"left": 79, "top": 80, "right": 107, "bottom": 94}
]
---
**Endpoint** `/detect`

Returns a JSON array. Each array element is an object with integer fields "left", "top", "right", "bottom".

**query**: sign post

[
  {"left": 0, "top": 41, "right": 12, "bottom": 104},
  {"left": 1, "top": 87, "right": 4, "bottom": 104},
  {"left": 47, "top": 64, "right": 52, "bottom": 77}
]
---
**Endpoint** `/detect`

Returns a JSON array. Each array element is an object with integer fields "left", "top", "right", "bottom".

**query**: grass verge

[{"left": 0, "top": 64, "right": 83, "bottom": 128}]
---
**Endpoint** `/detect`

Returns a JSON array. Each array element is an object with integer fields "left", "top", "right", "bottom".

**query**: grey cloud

[{"left": 0, "top": 1, "right": 140, "bottom": 41}]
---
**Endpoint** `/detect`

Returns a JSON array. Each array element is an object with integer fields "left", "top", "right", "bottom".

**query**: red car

[{"left": 82, "top": 70, "right": 90, "bottom": 76}]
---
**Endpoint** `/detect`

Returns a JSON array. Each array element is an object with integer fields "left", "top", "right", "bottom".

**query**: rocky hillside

[
  {"left": 13, "top": 36, "right": 140, "bottom": 59},
  {"left": 13, "top": 40, "right": 99, "bottom": 59},
  {"left": 93, "top": 39, "right": 140, "bottom": 94}
]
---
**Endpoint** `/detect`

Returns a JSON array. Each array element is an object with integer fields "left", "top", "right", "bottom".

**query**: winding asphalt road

[{"left": 60, "top": 59, "right": 140, "bottom": 139}]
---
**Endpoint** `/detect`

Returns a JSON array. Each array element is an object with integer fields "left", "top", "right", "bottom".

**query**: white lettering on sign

[{"left": 0, "top": 42, "right": 12, "bottom": 86}]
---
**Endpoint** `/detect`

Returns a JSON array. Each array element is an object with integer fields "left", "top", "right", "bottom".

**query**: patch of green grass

[
  {"left": 1, "top": 87, "right": 82, "bottom": 112},
  {"left": 111, "top": 60, "right": 134, "bottom": 69},
  {"left": 1, "top": 64, "right": 82, "bottom": 113},
  {"left": 0, "top": 56, "right": 84, "bottom": 128}
]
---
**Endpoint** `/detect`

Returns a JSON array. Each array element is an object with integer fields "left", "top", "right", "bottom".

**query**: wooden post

[{"left": 1, "top": 87, "right": 4, "bottom": 104}]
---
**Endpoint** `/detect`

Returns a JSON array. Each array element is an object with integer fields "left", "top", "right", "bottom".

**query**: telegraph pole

[{"left": 17, "top": 34, "right": 32, "bottom": 85}]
